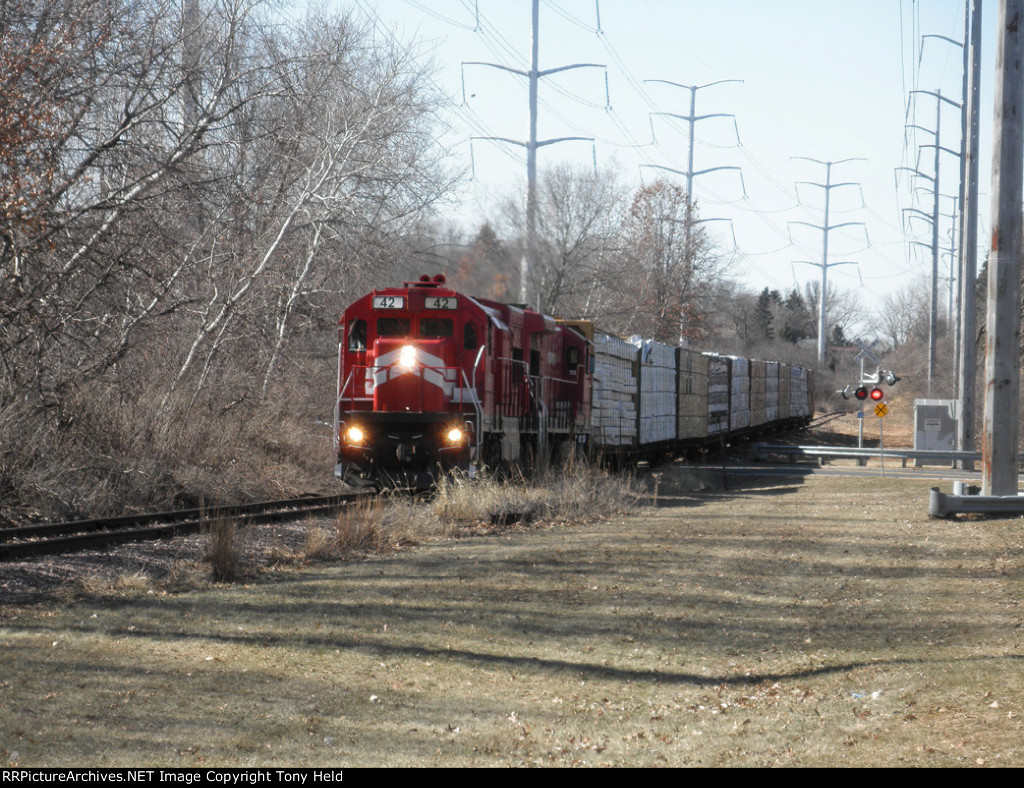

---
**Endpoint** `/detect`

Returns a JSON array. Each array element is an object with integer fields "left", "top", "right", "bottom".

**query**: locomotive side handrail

[{"left": 493, "top": 356, "right": 581, "bottom": 436}]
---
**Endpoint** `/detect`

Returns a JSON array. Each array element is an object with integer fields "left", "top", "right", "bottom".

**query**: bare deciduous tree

[
  {"left": 877, "top": 278, "right": 931, "bottom": 349},
  {"left": 802, "top": 280, "right": 866, "bottom": 351},
  {"left": 501, "top": 161, "right": 628, "bottom": 317},
  {"left": 0, "top": 0, "right": 457, "bottom": 518},
  {"left": 612, "top": 180, "right": 729, "bottom": 343}
]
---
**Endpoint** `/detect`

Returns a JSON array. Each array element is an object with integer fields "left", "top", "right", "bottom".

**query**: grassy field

[{"left": 2, "top": 469, "right": 1023, "bottom": 767}]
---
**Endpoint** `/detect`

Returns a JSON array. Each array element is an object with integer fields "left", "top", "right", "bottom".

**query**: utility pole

[
  {"left": 957, "top": 0, "right": 982, "bottom": 471},
  {"left": 788, "top": 158, "right": 866, "bottom": 366},
  {"left": 463, "top": 0, "right": 605, "bottom": 306},
  {"left": 982, "top": 0, "right": 1023, "bottom": 497}
]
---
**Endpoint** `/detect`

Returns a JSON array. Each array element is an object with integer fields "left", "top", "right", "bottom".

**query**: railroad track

[
  {"left": 0, "top": 493, "right": 370, "bottom": 561},
  {"left": 808, "top": 410, "right": 847, "bottom": 429}
]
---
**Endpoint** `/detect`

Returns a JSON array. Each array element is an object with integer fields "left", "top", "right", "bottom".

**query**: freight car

[{"left": 334, "top": 274, "right": 813, "bottom": 486}]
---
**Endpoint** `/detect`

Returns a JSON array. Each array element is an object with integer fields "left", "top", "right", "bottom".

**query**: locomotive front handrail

[
  {"left": 460, "top": 368, "right": 483, "bottom": 472},
  {"left": 334, "top": 370, "right": 356, "bottom": 452},
  {"left": 471, "top": 345, "right": 486, "bottom": 383}
]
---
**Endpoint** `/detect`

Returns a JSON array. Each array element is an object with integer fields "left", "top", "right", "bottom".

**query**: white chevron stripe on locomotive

[{"left": 372, "top": 346, "right": 456, "bottom": 394}]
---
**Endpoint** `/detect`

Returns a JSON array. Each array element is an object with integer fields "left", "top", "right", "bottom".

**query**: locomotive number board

[
  {"left": 372, "top": 296, "right": 405, "bottom": 309},
  {"left": 425, "top": 296, "right": 458, "bottom": 310}
]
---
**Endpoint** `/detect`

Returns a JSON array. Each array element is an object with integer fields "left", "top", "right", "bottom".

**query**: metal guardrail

[
  {"left": 752, "top": 443, "right": 1024, "bottom": 518},
  {"left": 753, "top": 443, "right": 984, "bottom": 467}
]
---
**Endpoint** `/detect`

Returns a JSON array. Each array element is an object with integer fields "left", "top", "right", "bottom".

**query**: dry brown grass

[
  {"left": 303, "top": 493, "right": 447, "bottom": 561},
  {"left": 296, "top": 462, "right": 645, "bottom": 566},
  {"left": 4, "top": 471, "right": 1023, "bottom": 766},
  {"left": 71, "top": 568, "right": 155, "bottom": 598},
  {"left": 433, "top": 459, "right": 645, "bottom": 528},
  {"left": 206, "top": 516, "right": 243, "bottom": 582}
]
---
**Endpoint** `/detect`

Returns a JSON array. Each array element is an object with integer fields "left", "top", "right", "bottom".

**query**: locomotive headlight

[
  {"left": 397, "top": 345, "right": 417, "bottom": 369},
  {"left": 446, "top": 427, "right": 464, "bottom": 444},
  {"left": 345, "top": 426, "right": 366, "bottom": 445}
]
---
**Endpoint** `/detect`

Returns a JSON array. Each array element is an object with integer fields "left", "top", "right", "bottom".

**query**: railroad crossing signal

[
  {"left": 875, "top": 402, "right": 889, "bottom": 418},
  {"left": 853, "top": 339, "right": 880, "bottom": 366},
  {"left": 849, "top": 385, "right": 883, "bottom": 401},
  {"left": 839, "top": 369, "right": 900, "bottom": 401}
]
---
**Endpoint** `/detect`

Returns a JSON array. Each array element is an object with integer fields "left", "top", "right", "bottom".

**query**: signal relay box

[{"left": 914, "top": 399, "right": 958, "bottom": 463}]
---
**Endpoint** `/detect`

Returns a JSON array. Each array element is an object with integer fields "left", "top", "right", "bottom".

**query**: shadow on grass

[
  {"left": 14, "top": 620, "right": 1024, "bottom": 690},
  {"left": 645, "top": 458, "right": 814, "bottom": 509}
]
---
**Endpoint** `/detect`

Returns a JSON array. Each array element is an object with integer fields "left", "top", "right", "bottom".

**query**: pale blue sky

[{"left": 309, "top": 1, "right": 996, "bottom": 329}]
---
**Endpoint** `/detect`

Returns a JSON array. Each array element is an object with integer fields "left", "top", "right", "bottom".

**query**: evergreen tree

[
  {"left": 755, "top": 287, "right": 775, "bottom": 340},
  {"left": 779, "top": 288, "right": 812, "bottom": 343}
]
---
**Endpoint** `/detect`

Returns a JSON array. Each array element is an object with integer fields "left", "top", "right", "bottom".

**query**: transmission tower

[
  {"left": 788, "top": 158, "right": 866, "bottom": 366},
  {"left": 641, "top": 79, "right": 744, "bottom": 247},
  {"left": 462, "top": 0, "right": 606, "bottom": 305},
  {"left": 906, "top": 88, "right": 962, "bottom": 396}
]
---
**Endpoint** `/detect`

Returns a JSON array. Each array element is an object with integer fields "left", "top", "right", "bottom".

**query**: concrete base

[{"left": 929, "top": 483, "right": 1024, "bottom": 517}]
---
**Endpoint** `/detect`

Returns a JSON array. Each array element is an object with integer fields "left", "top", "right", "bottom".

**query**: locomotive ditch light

[{"left": 398, "top": 344, "right": 417, "bottom": 369}]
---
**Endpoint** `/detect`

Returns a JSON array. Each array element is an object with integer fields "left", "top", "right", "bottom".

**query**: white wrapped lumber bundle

[
  {"left": 729, "top": 356, "right": 751, "bottom": 432},
  {"left": 592, "top": 333, "right": 639, "bottom": 447},
  {"left": 779, "top": 363, "right": 792, "bottom": 419},
  {"left": 790, "top": 366, "right": 810, "bottom": 418},
  {"left": 677, "top": 348, "right": 709, "bottom": 441},
  {"left": 750, "top": 360, "right": 767, "bottom": 427},
  {"left": 632, "top": 337, "right": 678, "bottom": 446},
  {"left": 705, "top": 353, "right": 730, "bottom": 436},
  {"left": 765, "top": 361, "right": 780, "bottom": 423}
]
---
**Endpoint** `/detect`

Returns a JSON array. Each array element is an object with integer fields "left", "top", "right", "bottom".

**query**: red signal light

[
  {"left": 870, "top": 387, "right": 885, "bottom": 401},
  {"left": 854, "top": 387, "right": 868, "bottom": 401}
]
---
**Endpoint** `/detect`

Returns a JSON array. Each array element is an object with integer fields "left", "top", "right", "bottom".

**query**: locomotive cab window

[
  {"left": 464, "top": 321, "right": 478, "bottom": 350},
  {"left": 419, "top": 318, "right": 453, "bottom": 338},
  {"left": 565, "top": 346, "right": 580, "bottom": 374},
  {"left": 377, "top": 317, "right": 410, "bottom": 337},
  {"left": 511, "top": 347, "right": 525, "bottom": 381},
  {"left": 347, "top": 319, "right": 367, "bottom": 351}
]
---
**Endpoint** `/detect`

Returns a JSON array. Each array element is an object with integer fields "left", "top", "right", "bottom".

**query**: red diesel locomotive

[{"left": 334, "top": 274, "right": 590, "bottom": 486}]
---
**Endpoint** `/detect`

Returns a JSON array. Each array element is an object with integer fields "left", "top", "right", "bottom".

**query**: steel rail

[{"left": 0, "top": 493, "right": 369, "bottom": 561}]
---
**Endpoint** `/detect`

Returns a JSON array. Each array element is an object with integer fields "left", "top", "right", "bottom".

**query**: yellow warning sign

[{"left": 874, "top": 402, "right": 889, "bottom": 418}]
